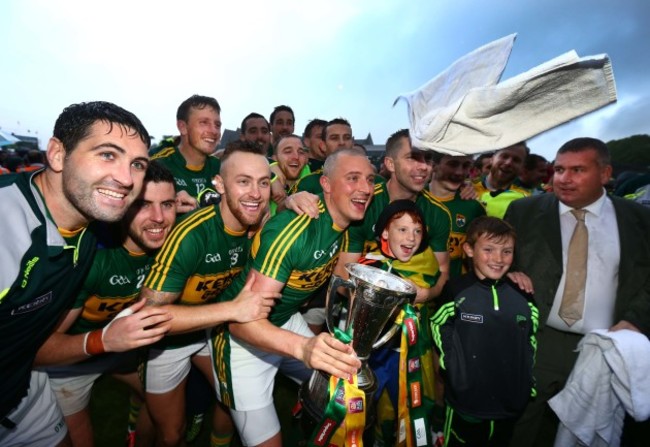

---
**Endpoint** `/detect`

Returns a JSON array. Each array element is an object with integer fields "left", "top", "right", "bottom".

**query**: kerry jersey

[
  {"left": 220, "top": 198, "right": 347, "bottom": 327},
  {"left": 144, "top": 205, "right": 250, "bottom": 348},
  {"left": 152, "top": 146, "right": 220, "bottom": 199},
  {"left": 145, "top": 205, "right": 249, "bottom": 304},
  {"left": 70, "top": 246, "right": 153, "bottom": 334},
  {"left": 434, "top": 191, "right": 486, "bottom": 278}
]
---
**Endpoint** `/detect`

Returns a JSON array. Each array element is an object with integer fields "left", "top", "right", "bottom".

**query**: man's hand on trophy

[{"left": 298, "top": 333, "right": 361, "bottom": 380}]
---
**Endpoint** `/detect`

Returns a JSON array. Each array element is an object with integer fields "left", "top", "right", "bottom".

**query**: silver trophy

[{"left": 299, "top": 263, "right": 416, "bottom": 431}]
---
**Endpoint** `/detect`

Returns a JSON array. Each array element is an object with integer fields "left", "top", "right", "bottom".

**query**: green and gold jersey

[
  {"left": 144, "top": 205, "right": 250, "bottom": 347},
  {"left": 289, "top": 169, "right": 323, "bottom": 195},
  {"left": 220, "top": 198, "right": 347, "bottom": 327},
  {"left": 434, "top": 191, "right": 486, "bottom": 278},
  {"left": 69, "top": 246, "right": 153, "bottom": 334},
  {"left": 473, "top": 177, "right": 531, "bottom": 219},
  {"left": 145, "top": 205, "right": 249, "bottom": 305},
  {"left": 345, "top": 183, "right": 452, "bottom": 256},
  {"left": 152, "top": 146, "right": 220, "bottom": 199}
]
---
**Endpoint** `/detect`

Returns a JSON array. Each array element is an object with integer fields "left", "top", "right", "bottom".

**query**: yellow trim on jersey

[
  {"left": 151, "top": 147, "right": 175, "bottom": 159},
  {"left": 260, "top": 213, "right": 311, "bottom": 279},
  {"left": 420, "top": 189, "right": 453, "bottom": 221},
  {"left": 224, "top": 225, "right": 246, "bottom": 237},
  {"left": 146, "top": 206, "right": 216, "bottom": 290},
  {"left": 58, "top": 226, "right": 86, "bottom": 238}
]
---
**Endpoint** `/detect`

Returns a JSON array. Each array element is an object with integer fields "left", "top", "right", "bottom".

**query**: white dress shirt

[{"left": 547, "top": 190, "right": 620, "bottom": 334}]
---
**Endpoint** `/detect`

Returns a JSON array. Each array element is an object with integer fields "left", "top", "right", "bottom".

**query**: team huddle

[{"left": 1, "top": 94, "right": 649, "bottom": 447}]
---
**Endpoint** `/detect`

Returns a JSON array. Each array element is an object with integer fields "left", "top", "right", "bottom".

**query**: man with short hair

[
  {"left": 473, "top": 152, "right": 493, "bottom": 178},
  {"left": 269, "top": 105, "right": 295, "bottom": 146},
  {"left": 505, "top": 137, "right": 650, "bottom": 447},
  {"left": 0, "top": 101, "right": 151, "bottom": 446},
  {"left": 291, "top": 117, "right": 354, "bottom": 195},
  {"left": 302, "top": 118, "right": 328, "bottom": 171},
  {"left": 240, "top": 112, "right": 271, "bottom": 154},
  {"left": 269, "top": 134, "right": 308, "bottom": 215},
  {"left": 213, "top": 147, "right": 374, "bottom": 447},
  {"left": 473, "top": 142, "right": 530, "bottom": 218},
  {"left": 35, "top": 160, "right": 177, "bottom": 447},
  {"left": 429, "top": 152, "right": 486, "bottom": 278},
  {"left": 516, "top": 153, "right": 549, "bottom": 194},
  {"left": 139, "top": 146, "right": 278, "bottom": 447},
  {"left": 152, "top": 95, "right": 222, "bottom": 210}
]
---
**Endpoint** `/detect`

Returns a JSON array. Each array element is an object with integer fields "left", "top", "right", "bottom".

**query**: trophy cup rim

[{"left": 343, "top": 262, "right": 417, "bottom": 296}]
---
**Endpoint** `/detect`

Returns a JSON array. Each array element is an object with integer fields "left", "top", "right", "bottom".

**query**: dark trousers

[
  {"left": 509, "top": 327, "right": 583, "bottom": 447},
  {"left": 445, "top": 406, "right": 517, "bottom": 447}
]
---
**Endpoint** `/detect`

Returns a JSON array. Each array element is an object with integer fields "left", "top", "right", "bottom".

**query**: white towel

[
  {"left": 549, "top": 329, "right": 650, "bottom": 447},
  {"left": 396, "top": 35, "right": 617, "bottom": 155}
]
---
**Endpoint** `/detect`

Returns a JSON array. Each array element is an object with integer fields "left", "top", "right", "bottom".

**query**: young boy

[
  {"left": 359, "top": 200, "right": 438, "bottom": 446},
  {"left": 430, "top": 216, "right": 538, "bottom": 447}
]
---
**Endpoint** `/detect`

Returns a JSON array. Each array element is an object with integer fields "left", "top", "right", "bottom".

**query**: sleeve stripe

[
  {"left": 146, "top": 207, "right": 215, "bottom": 290},
  {"left": 259, "top": 213, "right": 311, "bottom": 278}
]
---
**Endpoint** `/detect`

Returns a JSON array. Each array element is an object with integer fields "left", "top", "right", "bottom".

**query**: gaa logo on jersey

[
  {"left": 349, "top": 397, "right": 364, "bottom": 413},
  {"left": 408, "top": 357, "right": 421, "bottom": 373},
  {"left": 455, "top": 213, "right": 467, "bottom": 228}
]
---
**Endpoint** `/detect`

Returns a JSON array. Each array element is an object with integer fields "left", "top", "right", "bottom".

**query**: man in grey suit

[{"left": 504, "top": 137, "right": 650, "bottom": 447}]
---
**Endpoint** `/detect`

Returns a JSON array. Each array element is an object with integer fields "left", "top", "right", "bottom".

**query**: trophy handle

[
  {"left": 325, "top": 274, "right": 354, "bottom": 334},
  {"left": 372, "top": 323, "right": 401, "bottom": 349}
]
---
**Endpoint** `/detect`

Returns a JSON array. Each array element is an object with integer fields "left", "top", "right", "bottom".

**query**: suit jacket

[{"left": 504, "top": 193, "right": 650, "bottom": 337}]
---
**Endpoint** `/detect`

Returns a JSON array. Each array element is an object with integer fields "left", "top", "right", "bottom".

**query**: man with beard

[
  {"left": 429, "top": 152, "right": 486, "bottom": 278},
  {"left": 269, "top": 134, "right": 309, "bottom": 215},
  {"left": 35, "top": 161, "right": 177, "bottom": 447},
  {"left": 515, "top": 153, "right": 550, "bottom": 195},
  {"left": 337, "top": 129, "right": 452, "bottom": 302},
  {"left": 269, "top": 105, "right": 295, "bottom": 147},
  {"left": 302, "top": 118, "right": 328, "bottom": 172},
  {"left": 472, "top": 142, "right": 530, "bottom": 218},
  {"left": 239, "top": 113, "right": 271, "bottom": 154},
  {"left": 139, "top": 145, "right": 279, "bottom": 447},
  {"left": 212, "top": 147, "right": 374, "bottom": 447},
  {"left": 0, "top": 101, "right": 151, "bottom": 446},
  {"left": 152, "top": 95, "right": 222, "bottom": 211}
]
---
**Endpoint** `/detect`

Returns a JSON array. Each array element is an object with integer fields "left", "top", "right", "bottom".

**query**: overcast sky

[{"left": 1, "top": 0, "right": 648, "bottom": 161}]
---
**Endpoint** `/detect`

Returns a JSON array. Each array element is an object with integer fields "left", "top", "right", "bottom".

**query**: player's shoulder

[
  {"left": 417, "top": 190, "right": 452, "bottom": 215},
  {"left": 151, "top": 146, "right": 177, "bottom": 160}
]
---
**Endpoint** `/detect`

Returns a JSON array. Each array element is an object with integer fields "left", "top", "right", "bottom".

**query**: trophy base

[{"left": 297, "top": 370, "right": 378, "bottom": 436}]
